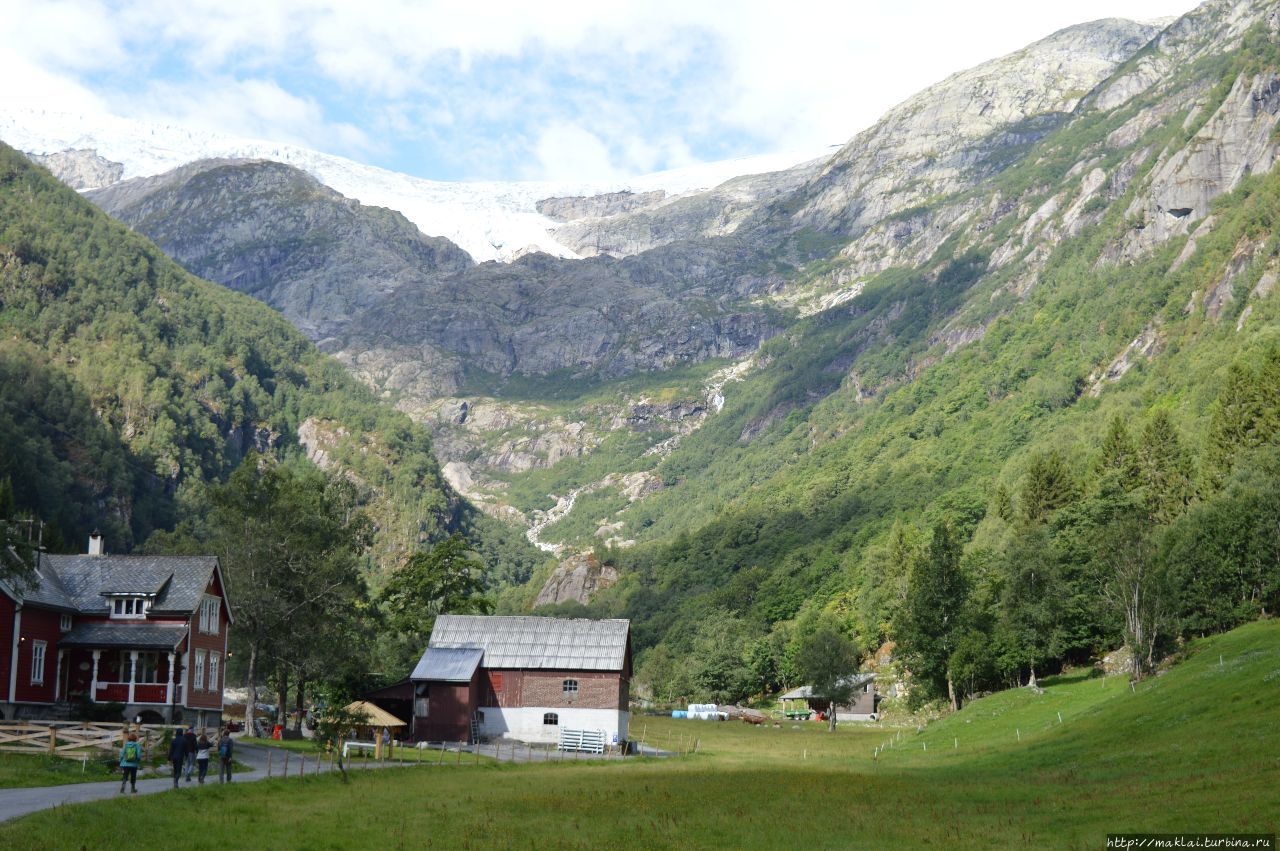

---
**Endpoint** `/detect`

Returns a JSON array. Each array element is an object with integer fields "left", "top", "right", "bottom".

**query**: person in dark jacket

[
  {"left": 217, "top": 728, "right": 235, "bottom": 783},
  {"left": 168, "top": 727, "right": 189, "bottom": 788},
  {"left": 183, "top": 727, "right": 198, "bottom": 781}
]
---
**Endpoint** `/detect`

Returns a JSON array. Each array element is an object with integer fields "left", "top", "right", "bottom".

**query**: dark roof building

[{"left": 0, "top": 534, "right": 232, "bottom": 727}]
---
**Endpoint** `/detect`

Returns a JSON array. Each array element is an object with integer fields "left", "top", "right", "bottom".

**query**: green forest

[
  {"left": 0, "top": 142, "right": 543, "bottom": 614},
  {"left": 532, "top": 32, "right": 1280, "bottom": 708}
]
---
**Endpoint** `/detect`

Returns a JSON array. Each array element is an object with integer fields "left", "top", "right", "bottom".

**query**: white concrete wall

[{"left": 477, "top": 706, "right": 629, "bottom": 745}]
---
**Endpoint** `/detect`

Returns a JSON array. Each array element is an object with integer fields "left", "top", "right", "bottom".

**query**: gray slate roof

[
  {"left": 36, "top": 555, "right": 219, "bottom": 616},
  {"left": 60, "top": 622, "right": 189, "bottom": 650},
  {"left": 411, "top": 647, "right": 484, "bottom": 682},
  {"left": 427, "top": 615, "right": 630, "bottom": 672}
]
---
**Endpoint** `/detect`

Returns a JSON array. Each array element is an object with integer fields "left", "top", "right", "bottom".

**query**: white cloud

[
  {"left": 0, "top": 0, "right": 1200, "bottom": 179},
  {"left": 530, "top": 122, "right": 623, "bottom": 182},
  {"left": 131, "top": 77, "right": 374, "bottom": 155}
]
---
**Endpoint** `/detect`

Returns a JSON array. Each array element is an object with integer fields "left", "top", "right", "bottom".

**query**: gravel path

[{"left": 0, "top": 742, "right": 396, "bottom": 823}]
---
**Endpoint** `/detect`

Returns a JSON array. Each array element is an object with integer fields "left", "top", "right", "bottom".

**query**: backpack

[
  {"left": 124, "top": 741, "right": 140, "bottom": 762},
  {"left": 219, "top": 737, "right": 233, "bottom": 758}
]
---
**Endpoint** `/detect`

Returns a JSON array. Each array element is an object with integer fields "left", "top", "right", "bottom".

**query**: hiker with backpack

[
  {"left": 118, "top": 732, "right": 142, "bottom": 794},
  {"left": 217, "top": 728, "right": 235, "bottom": 783}
]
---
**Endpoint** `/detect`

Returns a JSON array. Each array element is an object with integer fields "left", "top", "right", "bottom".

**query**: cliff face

[{"left": 88, "top": 159, "right": 473, "bottom": 341}]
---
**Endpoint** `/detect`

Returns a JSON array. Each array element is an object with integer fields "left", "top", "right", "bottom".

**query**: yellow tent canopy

[{"left": 343, "top": 700, "right": 407, "bottom": 729}]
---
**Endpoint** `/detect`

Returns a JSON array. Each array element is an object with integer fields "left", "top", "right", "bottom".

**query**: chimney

[{"left": 88, "top": 531, "right": 104, "bottom": 556}]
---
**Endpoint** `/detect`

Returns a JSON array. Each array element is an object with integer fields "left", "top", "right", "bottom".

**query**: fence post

[{"left": 48, "top": 727, "right": 56, "bottom": 755}]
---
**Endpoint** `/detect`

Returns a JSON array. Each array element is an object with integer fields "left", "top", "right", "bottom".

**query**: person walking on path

[
  {"left": 195, "top": 734, "right": 211, "bottom": 784},
  {"left": 183, "top": 727, "right": 198, "bottom": 782},
  {"left": 168, "top": 727, "right": 189, "bottom": 789},
  {"left": 217, "top": 729, "right": 234, "bottom": 784},
  {"left": 118, "top": 732, "right": 142, "bottom": 794}
]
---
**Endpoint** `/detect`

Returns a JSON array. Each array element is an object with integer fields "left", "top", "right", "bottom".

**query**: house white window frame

[
  {"left": 208, "top": 651, "right": 220, "bottom": 693},
  {"left": 119, "top": 650, "right": 160, "bottom": 684},
  {"left": 562, "top": 678, "right": 579, "bottom": 697},
  {"left": 194, "top": 649, "right": 206, "bottom": 692},
  {"left": 60, "top": 613, "right": 72, "bottom": 631},
  {"left": 199, "top": 597, "right": 220, "bottom": 634},
  {"left": 110, "top": 596, "right": 148, "bottom": 619},
  {"left": 31, "top": 640, "right": 47, "bottom": 684}
]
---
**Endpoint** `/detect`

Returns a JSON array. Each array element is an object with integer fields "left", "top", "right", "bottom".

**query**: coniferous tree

[
  {"left": 1020, "top": 450, "right": 1077, "bottom": 524},
  {"left": 896, "top": 521, "right": 968, "bottom": 710},
  {"left": 1137, "top": 410, "right": 1194, "bottom": 525}
]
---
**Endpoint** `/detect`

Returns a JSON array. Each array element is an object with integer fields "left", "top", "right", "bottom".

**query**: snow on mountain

[{"left": 0, "top": 106, "right": 827, "bottom": 263}]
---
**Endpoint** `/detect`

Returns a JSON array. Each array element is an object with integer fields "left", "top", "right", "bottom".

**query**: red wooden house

[{"left": 0, "top": 534, "right": 232, "bottom": 727}]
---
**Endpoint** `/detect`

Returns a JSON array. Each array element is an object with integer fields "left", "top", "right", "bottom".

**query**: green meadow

[{"left": 2, "top": 621, "right": 1276, "bottom": 849}]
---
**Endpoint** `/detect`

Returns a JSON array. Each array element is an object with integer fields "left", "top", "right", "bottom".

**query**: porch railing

[{"left": 92, "top": 682, "right": 169, "bottom": 704}]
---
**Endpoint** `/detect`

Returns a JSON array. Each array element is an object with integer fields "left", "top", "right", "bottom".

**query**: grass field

[
  {"left": 0, "top": 752, "right": 121, "bottom": 788},
  {"left": 1, "top": 621, "right": 1276, "bottom": 849}
]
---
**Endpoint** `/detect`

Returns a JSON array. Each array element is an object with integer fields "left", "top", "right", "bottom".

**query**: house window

[
  {"left": 60, "top": 614, "right": 72, "bottom": 631},
  {"left": 110, "top": 597, "right": 147, "bottom": 619},
  {"left": 31, "top": 640, "right": 46, "bottom": 684},
  {"left": 199, "top": 597, "right": 220, "bottom": 634},
  {"left": 194, "top": 650, "right": 206, "bottom": 691},
  {"left": 208, "top": 652, "right": 220, "bottom": 692},
  {"left": 543, "top": 713, "right": 559, "bottom": 726},
  {"left": 562, "top": 678, "right": 579, "bottom": 697}
]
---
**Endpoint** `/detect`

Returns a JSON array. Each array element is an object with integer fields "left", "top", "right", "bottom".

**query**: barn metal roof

[
  {"left": 410, "top": 646, "right": 483, "bottom": 682},
  {"left": 427, "top": 615, "right": 630, "bottom": 672},
  {"left": 779, "top": 674, "right": 876, "bottom": 700}
]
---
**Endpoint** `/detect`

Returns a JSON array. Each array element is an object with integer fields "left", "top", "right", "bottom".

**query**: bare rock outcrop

[
  {"left": 27, "top": 148, "right": 123, "bottom": 190},
  {"left": 534, "top": 552, "right": 618, "bottom": 606},
  {"left": 536, "top": 190, "right": 666, "bottom": 222}
]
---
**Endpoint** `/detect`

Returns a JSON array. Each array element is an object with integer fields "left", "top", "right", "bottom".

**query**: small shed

[
  {"left": 779, "top": 674, "right": 880, "bottom": 721},
  {"left": 343, "top": 700, "right": 407, "bottom": 742}
]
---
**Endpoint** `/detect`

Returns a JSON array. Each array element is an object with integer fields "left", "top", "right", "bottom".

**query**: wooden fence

[{"left": 0, "top": 722, "right": 171, "bottom": 759}]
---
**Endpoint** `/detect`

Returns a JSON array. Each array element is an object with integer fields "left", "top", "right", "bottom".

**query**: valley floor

[{"left": 0, "top": 622, "right": 1276, "bottom": 849}]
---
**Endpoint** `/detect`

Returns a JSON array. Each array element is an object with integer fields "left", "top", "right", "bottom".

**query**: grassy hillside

[{"left": 0, "top": 620, "right": 1273, "bottom": 849}]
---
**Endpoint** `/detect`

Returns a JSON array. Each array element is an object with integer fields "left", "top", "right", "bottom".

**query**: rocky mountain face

[
  {"left": 27, "top": 148, "right": 123, "bottom": 190},
  {"left": 45, "top": 1, "right": 1280, "bottom": 577},
  {"left": 88, "top": 159, "right": 472, "bottom": 340},
  {"left": 545, "top": 159, "right": 825, "bottom": 258},
  {"left": 77, "top": 18, "right": 1164, "bottom": 401}
]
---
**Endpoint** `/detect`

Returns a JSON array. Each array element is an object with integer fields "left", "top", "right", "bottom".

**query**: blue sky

[{"left": 2, "top": 0, "right": 1198, "bottom": 182}]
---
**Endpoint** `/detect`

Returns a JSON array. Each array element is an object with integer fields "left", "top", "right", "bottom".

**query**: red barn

[
  {"left": 410, "top": 615, "right": 631, "bottom": 746},
  {"left": 0, "top": 534, "right": 232, "bottom": 727}
]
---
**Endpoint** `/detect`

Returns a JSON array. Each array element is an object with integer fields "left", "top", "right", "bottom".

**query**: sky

[{"left": 1, "top": 0, "right": 1199, "bottom": 183}]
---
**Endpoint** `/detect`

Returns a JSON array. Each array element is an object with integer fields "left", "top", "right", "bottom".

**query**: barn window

[
  {"left": 562, "top": 679, "right": 578, "bottom": 697},
  {"left": 60, "top": 614, "right": 72, "bottom": 631},
  {"left": 543, "top": 713, "right": 559, "bottom": 726}
]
